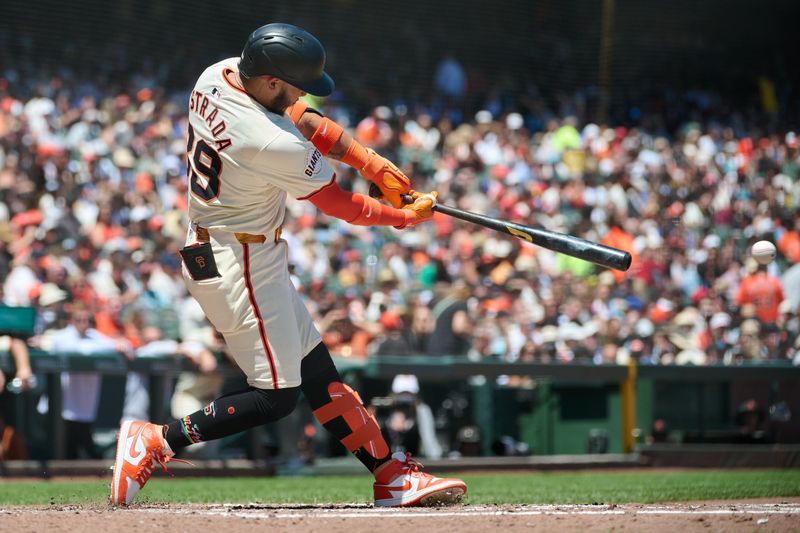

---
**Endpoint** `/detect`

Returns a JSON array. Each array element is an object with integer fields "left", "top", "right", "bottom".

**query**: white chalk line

[{"left": 133, "top": 504, "right": 800, "bottom": 520}]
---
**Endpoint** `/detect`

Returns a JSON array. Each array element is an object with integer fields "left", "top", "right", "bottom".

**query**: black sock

[
  {"left": 163, "top": 386, "right": 299, "bottom": 452},
  {"left": 301, "top": 343, "right": 391, "bottom": 472}
]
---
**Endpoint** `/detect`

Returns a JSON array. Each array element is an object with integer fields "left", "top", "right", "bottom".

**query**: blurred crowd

[
  {"left": 307, "top": 104, "right": 800, "bottom": 369},
  {"left": 0, "top": 59, "right": 799, "bottom": 388},
  {"left": 0, "top": 46, "right": 798, "bottom": 462}
]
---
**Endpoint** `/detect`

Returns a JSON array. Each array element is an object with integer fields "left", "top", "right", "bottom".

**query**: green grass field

[{"left": 2, "top": 470, "right": 799, "bottom": 506}]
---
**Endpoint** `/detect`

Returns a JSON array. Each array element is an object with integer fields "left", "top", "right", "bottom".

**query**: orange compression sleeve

[
  {"left": 306, "top": 180, "right": 411, "bottom": 227},
  {"left": 310, "top": 117, "right": 344, "bottom": 155},
  {"left": 340, "top": 140, "right": 372, "bottom": 169},
  {"left": 340, "top": 141, "right": 387, "bottom": 183}
]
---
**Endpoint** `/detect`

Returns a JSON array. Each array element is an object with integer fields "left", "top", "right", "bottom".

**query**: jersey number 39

[{"left": 187, "top": 124, "right": 223, "bottom": 202}]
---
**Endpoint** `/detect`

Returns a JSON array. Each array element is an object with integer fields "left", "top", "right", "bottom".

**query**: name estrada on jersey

[{"left": 187, "top": 57, "right": 334, "bottom": 236}]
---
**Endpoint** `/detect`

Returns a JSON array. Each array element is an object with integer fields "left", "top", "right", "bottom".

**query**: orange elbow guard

[
  {"left": 286, "top": 101, "right": 309, "bottom": 124},
  {"left": 310, "top": 117, "right": 344, "bottom": 155}
]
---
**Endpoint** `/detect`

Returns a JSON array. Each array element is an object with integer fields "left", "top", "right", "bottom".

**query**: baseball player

[{"left": 111, "top": 23, "right": 466, "bottom": 508}]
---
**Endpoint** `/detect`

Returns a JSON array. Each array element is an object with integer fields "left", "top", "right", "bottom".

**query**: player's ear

[{"left": 265, "top": 76, "right": 280, "bottom": 90}]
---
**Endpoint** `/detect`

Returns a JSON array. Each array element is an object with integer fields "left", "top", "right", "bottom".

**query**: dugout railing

[{"left": 366, "top": 356, "right": 800, "bottom": 456}]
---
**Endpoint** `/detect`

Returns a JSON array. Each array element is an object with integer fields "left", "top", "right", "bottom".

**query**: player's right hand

[{"left": 396, "top": 191, "right": 437, "bottom": 228}]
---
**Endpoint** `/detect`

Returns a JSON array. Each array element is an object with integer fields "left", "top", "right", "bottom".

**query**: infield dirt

[{"left": 2, "top": 499, "right": 799, "bottom": 532}]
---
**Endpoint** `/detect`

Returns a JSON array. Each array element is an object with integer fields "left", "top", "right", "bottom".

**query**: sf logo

[{"left": 195, "top": 256, "right": 206, "bottom": 268}]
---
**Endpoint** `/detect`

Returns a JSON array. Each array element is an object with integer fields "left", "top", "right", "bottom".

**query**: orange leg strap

[
  {"left": 313, "top": 387, "right": 361, "bottom": 424},
  {"left": 341, "top": 422, "right": 383, "bottom": 452},
  {"left": 312, "top": 382, "right": 389, "bottom": 458}
]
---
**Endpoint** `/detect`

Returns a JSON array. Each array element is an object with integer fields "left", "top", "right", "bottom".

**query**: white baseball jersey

[
  {"left": 182, "top": 58, "right": 330, "bottom": 390},
  {"left": 187, "top": 57, "right": 334, "bottom": 235}
]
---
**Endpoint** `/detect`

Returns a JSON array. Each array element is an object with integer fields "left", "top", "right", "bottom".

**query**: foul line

[{"left": 135, "top": 504, "right": 800, "bottom": 520}]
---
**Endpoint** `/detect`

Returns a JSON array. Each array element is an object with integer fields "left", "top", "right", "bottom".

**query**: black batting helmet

[{"left": 239, "top": 23, "right": 334, "bottom": 97}]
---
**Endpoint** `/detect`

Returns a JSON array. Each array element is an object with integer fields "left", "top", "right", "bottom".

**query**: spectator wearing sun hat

[{"left": 700, "top": 312, "right": 735, "bottom": 364}]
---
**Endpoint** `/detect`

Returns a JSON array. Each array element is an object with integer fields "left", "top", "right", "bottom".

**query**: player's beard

[{"left": 265, "top": 86, "right": 294, "bottom": 115}]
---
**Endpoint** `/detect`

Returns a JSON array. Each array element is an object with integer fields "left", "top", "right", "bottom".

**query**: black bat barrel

[{"left": 433, "top": 204, "right": 632, "bottom": 272}]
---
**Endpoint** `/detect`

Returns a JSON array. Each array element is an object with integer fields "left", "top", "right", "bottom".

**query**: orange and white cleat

[
  {"left": 373, "top": 452, "right": 467, "bottom": 507},
  {"left": 110, "top": 420, "right": 176, "bottom": 506}
]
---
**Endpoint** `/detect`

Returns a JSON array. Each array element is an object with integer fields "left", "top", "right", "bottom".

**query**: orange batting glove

[
  {"left": 342, "top": 143, "right": 412, "bottom": 208},
  {"left": 360, "top": 149, "right": 412, "bottom": 208},
  {"left": 396, "top": 191, "right": 437, "bottom": 228}
]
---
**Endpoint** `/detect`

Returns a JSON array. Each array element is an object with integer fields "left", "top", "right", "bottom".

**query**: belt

[{"left": 195, "top": 225, "right": 282, "bottom": 244}]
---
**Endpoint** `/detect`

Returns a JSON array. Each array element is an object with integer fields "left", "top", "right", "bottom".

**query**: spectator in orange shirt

[
  {"left": 735, "top": 259, "right": 786, "bottom": 323},
  {"left": 778, "top": 215, "right": 800, "bottom": 264},
  {"left": 602, "top": 218, "right": 637, "bottom": 282}
]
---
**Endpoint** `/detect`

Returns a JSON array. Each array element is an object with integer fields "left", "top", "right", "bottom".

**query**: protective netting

[{"left": 3, "top": 0, "right": 798, "bottom": 125}]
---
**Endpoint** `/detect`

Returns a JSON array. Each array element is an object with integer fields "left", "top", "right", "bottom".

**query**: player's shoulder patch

[{"left": 304, "top": 147, "right": 324, "bottom": 177}]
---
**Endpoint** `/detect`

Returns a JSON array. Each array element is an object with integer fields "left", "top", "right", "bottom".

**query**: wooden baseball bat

[
  {"left": 431, "top": 202, "right": 632, "bottom": 271},
  {"left": 372, "top": 185, "right": 631, "bottom": 271}
]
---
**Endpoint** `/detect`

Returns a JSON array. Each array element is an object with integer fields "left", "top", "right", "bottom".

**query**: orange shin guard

[{"left": 312, "top": 382, "right": 389, "bottom": 459}]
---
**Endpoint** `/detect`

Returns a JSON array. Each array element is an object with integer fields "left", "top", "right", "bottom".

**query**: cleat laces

[
  {"left": 402, "top": 453, "right": 423, "bottom": 474},
  {"left": 132, "top": 450, "right": 191, "bottom": 486}
]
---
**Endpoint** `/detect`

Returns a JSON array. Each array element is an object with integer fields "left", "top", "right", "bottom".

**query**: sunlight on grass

[{"left": 1, "top": 470, "right": 798, "bottom": 506}]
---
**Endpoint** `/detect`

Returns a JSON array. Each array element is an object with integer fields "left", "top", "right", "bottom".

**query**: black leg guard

[
  {"left": 164, "top": 386, "right": 300, "bottom": 452},
  {"left": 301, "top": 342, "right": 391, "bottom": 472}
]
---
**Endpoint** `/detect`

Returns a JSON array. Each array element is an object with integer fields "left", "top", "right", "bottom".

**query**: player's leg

[
  {"left": 162, "top": 386, "right": 299, "bottom": 451},
  {"left": 112, "top": 235, "right": 305, "bottom": 505},
  {"left": 300, "top": 342, "right": 467, "bottom": 507},
  {"left": 110, "top": 386, "right": 299, "bottom": 506},
  {"left": 299, "top": 342, "right": 389, "bottom": 470},
  {"left": 288, "top": 278, "right": 390, "bottom": 471},
  {"left": 169, "top": 373, "right": 225, "bottom": 458}
]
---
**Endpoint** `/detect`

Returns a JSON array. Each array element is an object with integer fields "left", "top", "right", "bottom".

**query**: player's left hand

[{"left": 359, "top": 149, "right": 411, "bottom": 208}]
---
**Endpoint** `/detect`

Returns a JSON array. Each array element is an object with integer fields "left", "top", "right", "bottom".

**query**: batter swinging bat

[{"left": 430, "top": 202, "right": 632, "bottom": 272}]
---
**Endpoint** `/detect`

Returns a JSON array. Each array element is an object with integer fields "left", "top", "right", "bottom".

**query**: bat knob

[{"left": 369, "top": 183, "right": 414, "bottom": 205}]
